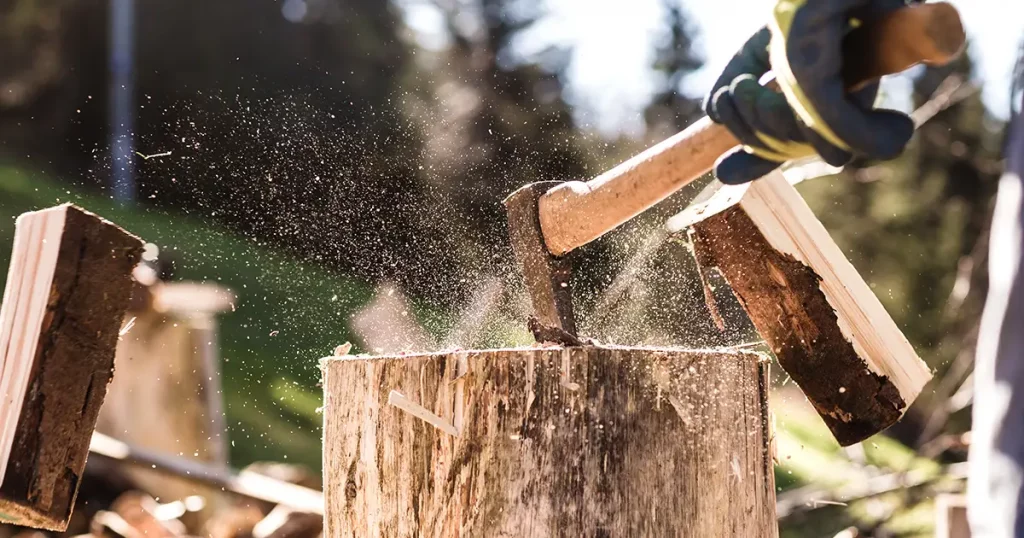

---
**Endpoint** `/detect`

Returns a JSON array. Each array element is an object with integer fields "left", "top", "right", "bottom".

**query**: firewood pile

[{"left": 0, "top": 456, "right": 323, "bottom": 538}]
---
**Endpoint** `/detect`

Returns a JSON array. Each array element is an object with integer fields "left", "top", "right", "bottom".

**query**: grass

[{"left": 0, "top": 165, "right": 381, "bottom": 471}]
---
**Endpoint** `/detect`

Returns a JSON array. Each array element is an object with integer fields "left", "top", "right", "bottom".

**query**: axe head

[{"left": 504, "top": 182, "right": 578, "bottom": 335}]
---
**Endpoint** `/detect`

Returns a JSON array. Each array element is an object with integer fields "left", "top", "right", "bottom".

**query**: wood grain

[{"left": 322, "top": 346, "right": 777, "bottom": 538}]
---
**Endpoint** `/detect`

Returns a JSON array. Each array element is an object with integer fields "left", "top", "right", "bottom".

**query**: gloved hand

[{"left": 704, "top": 0, "right": 919, "bottom": 185}]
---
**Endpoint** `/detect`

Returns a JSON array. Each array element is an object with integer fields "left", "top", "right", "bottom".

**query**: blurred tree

[
  {"left": 0, "top": 0, "right": 458, "bottom": 297},
  {"left": 590, "top": 0, "right": 719, "bottom": 345},
  {"left": 0, "top": 0, "right": 95, "bottom": 163},
  {"left": 644, "top": 0, "right": 703, "bottom": 138},
  {"left": 401, "top": 0, "right": 597, "bottom": 302}
]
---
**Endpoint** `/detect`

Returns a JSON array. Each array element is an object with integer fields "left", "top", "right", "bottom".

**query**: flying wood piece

[
  {"left": 667, "top": 173, "right": 932, "bottom": 446},
  {"left": 0, "top": 204, "right": 142, "bottom": 530}
]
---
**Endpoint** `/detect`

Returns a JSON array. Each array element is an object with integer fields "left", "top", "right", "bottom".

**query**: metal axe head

[{"left": 504, "top": 182, "right": 578, "bottom": 336}]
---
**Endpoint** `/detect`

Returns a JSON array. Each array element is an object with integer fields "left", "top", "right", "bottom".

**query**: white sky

[{"left": 400, "top": 0, "right": 1023, "bottom": 135}]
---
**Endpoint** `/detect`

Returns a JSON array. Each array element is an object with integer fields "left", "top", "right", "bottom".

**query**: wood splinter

[{"left": 386, "top": 391, "right": 460, "bottom": 437}]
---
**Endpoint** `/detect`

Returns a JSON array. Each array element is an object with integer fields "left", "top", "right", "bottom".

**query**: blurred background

[{"left": 0, "top": 0, "right": 1021, "bottom": 536}]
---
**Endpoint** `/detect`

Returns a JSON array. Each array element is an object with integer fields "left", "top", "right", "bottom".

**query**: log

[
  {"left": 97, "top": 268, "right": 235, "bottom": 526},
  {"left": 667, "top": 172, "right": 932, "bottom": 446},
  {"left": 321, "top": 346, "right": 777, "bottom": 537},
  {"left": 0, "top": 204, "right": 142, "bottom": 530},
  {"left": 88, "top": 432, "right": 324, "bottom": 515}
]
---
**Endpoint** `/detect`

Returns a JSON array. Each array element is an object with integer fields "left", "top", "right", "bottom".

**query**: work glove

[{"left": 704, "top": 0, "right": 919, "bottom": 185}]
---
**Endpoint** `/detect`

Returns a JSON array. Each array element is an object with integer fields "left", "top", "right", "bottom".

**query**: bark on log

[
  {"left": 0, "top": 204, "right": 142, "bottom": 530},
  {"left": 668, "top": 172, "right": 932, "bottom": 446},
  {"left": 321, "top": 346, "right": 777, "bottom": 538}
]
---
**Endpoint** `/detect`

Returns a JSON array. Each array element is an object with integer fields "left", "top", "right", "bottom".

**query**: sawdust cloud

[
  {"left": 84, "top": 89, "right": 759, "bottom": 352},
  {"left": 74, "top": 89, "right": 762, "bottom": 459}
]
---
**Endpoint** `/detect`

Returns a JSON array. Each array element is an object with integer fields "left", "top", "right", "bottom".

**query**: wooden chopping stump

[{"left": 321, "top": 346, "right": 778, "bottom": 538}]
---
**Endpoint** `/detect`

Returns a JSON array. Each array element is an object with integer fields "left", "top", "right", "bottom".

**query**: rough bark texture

[
  {"left": 690, "top": 207, "right": 904, "bottom": 446},
  {"left": 0, "top": 205, "right": 142, "bottom": 530},
  {"left": 322, "top": 346, "right": 777, "bottom": 538}
]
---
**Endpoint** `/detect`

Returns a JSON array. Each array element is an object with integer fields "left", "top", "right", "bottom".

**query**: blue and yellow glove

[{"left": 705, "top": 0, "right": 919, "bottom": 185}]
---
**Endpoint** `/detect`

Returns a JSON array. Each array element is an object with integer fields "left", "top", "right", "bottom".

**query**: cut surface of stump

[
  {"left": 322, "top": 346, "right": 777, "bottom": 538},
  {"left": 668, "top": 172, "right": 932, "bottom": 446},
  {"left": 0, "top": 204, "right": 142, "bottom": 530}
]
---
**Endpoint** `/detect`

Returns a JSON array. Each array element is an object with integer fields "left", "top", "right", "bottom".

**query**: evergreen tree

[
  {"left": 644, "top": 0, "right": 704, "bottom": 137},
  {"left": 591, "top": 0, "right": 717, "bottom": 344},
  {"left": 404, "top": 0, "right": 596, "bottom": 302}
]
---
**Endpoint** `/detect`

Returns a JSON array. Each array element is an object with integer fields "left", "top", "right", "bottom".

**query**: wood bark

[
  {"left": 669, "top": 173, "right": 931, "bottom": 446},
  {"left": 322, "top": 346, "right": 777, "bottom": 538},
  {"left": 0, "top": 204, "right": 142, "bottom": 530}
]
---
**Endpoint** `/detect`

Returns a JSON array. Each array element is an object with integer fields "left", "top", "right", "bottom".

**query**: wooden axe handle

[{"left": 536, "top": 2, "right": 966, "bottom": 257}]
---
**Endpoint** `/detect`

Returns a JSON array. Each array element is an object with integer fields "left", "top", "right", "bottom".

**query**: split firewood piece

[
  {"left": 668, "top": 172, "right": 932, "bottom": 446},
  {"left": 89, "top": 433, "right": 324, "bottom": 516},
  {"left": 91, "top": 510, "right": 145, "bottom": 538},
  {"left": 0, "top": 204, "right": 142, "bottom": 530},
  {"left": 205, "top": 504, "right": 264, "bottom": 538},
  {"left": 322, "top": 347, "right": 777, "bottom": 537},
  {"left": 252, "top": 505, "right": 322, "bottom": 538},
  {"left": 110, "top": 492, "right": 187, "bottom": 538}
]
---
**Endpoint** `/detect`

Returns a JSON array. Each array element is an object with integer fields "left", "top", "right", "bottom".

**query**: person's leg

[{"left": 968, "top": 109, "right": 1024, "bottom": 537}]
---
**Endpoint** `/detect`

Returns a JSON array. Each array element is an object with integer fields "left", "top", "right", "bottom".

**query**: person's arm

[{"left": 705, "top": 0, "right": 917, "bottom": 184}]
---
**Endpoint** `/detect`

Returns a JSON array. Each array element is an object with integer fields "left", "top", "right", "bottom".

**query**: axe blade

[{"left": 504, "top": 182, "right": 577, "bottom": 336}]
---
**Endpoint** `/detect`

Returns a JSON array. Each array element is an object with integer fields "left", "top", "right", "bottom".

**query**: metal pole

[{"left": 109, "top": 0, "right": 136, "bottom": 203}]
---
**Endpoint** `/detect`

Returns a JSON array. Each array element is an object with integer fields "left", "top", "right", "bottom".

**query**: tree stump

[
  {"left": 321, "top": 346, "right": 777, "bottom": 538},
  {"left": 96, "top": 269, "right": 236, "bottom": 528}
]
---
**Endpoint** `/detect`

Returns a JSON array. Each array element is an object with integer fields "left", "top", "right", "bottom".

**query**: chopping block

[{"left": 321, "top": 346, "right": 777, "bottom": 538}]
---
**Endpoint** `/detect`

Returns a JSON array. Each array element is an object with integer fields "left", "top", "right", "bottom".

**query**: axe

[{"left": 505, "top": 3, "right": 965, "bottom": 443}]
